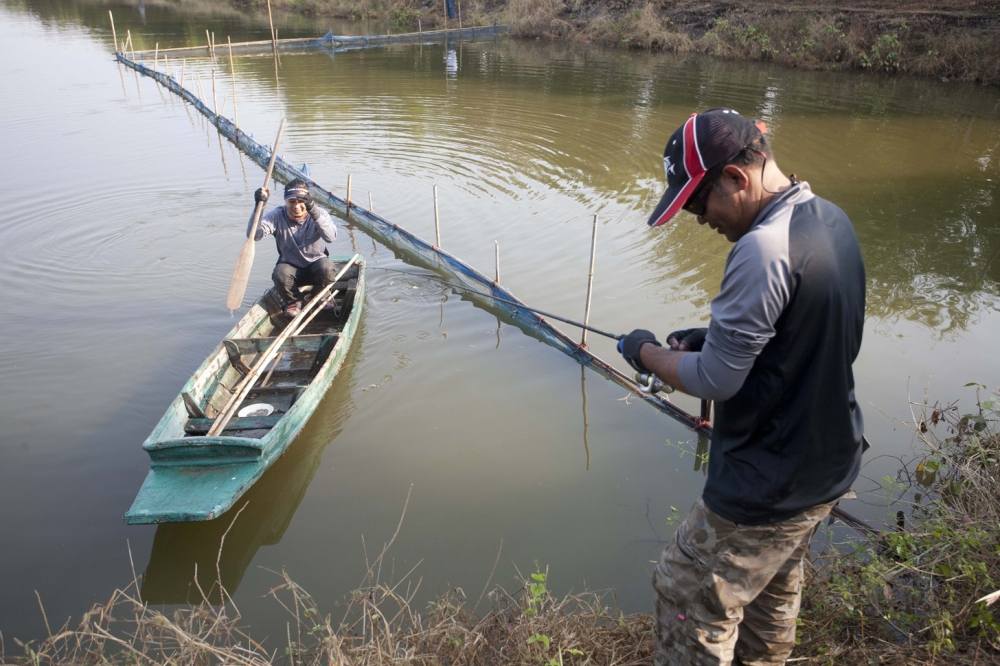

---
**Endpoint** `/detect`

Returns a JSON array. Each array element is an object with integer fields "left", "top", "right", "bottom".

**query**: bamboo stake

[
  {"left": 442, "top": 0, "right": 447, "bottom": 27},
  {"left": 212, "top": 31, "right": 217, "bottom": 57},
  {"left": 179, "top": 59, "right": 185, "bottom": 87},
  {"left": 346, "top": 174, "right": 353, "bottom": 220},
  {"left": 433, "top": 184, "right": 441, "bottom": 247},
  {"left": 206, "top": 29, "right": 212, "bottom": 57},
  {"left": 368, "top": 192, "right": 374, "bottom": 211},
  {"left": 154, "top": 42, "right": 159, "bottom": 69},
  {"left": 458, "top": 0, "right": 463, "bottom": 30},
  {"left": 211, "top": 68, "right": 219, "bottom": 114},
  {"left": 227, "top": 36, "right": 239, "bottom": 127},
  {"left": 266, "top": 0, "right": 277, "bottom": 56},
  {"left": 494, "top": 240, "right": 501, "bottom": 283},
  {"left": 108, "top": 10, "right": 118, "bottom": 53},
  {"left": 124, "top": 30, "right": 133, "bottom": 54},
  {"left": 580, "top": 214, "right": 598, "bottom": 347}
]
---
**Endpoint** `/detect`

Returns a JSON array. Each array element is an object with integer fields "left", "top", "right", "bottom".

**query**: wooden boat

[{"left": 125, "top": 254, "right": 364, "bottom": 525}]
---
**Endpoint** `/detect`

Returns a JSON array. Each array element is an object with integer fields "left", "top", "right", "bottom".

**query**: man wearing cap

[
  {"left": 252, "top": 179, "right": 338, "bottom": 317},
  {"left": 618, "top": 108, "right": 866, "bottom": 664}
]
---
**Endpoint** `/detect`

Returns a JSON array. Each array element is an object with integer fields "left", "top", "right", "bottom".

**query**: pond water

[{"left": 1, "top": 0, "right": 998, "bottom": 645}]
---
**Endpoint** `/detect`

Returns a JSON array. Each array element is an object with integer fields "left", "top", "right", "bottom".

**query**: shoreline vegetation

[
  {"left": 4, "top": 391, "right": 998, "bottom": 664},
  {"left": 234, "top": 0, "right": 1000, "bottom": 85}
]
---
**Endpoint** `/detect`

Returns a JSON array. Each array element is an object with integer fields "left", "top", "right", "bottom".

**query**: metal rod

[
  {"left": 581, "top": 213, "right": 598, "bottom": 347},
  {"left": 108, "top": 10, "right": 118, "bottom": 53},
  {"left": 433, "top": 184, "right": 441, "bottom": 247},
  {"left": 494, "top": 240, "right": 501, "bottom": 283},
  {"left": 227, "top": 36, "right": 239, "bottom": 127}
]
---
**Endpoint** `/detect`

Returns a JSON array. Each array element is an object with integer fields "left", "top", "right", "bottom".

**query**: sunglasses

[{"left": 683, "top": 171, "right": 720, "bottom": 217}]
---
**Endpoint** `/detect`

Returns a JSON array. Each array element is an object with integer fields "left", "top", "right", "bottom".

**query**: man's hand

[
  {"left": 667, "top": 327, "right": 707, "bottom": 351},
  {"left": 254, "top": 187, "right": 269, "bottom": 204},
  {"left": 306, "top": 200, "right": 321, "bottom": 219},
  {"left": 617, "top": 329, "right": 661, "bottom": 374}
]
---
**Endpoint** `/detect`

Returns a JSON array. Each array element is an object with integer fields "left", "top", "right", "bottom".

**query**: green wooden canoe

[{"left": 125, "top": 255, "right": 364, "bottom": 525}]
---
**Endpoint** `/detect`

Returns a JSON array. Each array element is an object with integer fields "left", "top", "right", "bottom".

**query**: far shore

[{"left": 237, "top": 0, "right": 1000, "bottom": 85}]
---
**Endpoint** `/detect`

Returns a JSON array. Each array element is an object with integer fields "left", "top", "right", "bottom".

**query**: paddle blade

[{"left": 226, "top": 237, "right": 256, "bottom": 310}]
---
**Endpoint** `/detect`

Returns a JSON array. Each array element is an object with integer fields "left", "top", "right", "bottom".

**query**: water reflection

[
  {"left": 216, "top": 38, "right": 998, "bottom": 333},
  {"left": 141, "top": 349, "right": 358, "bottom": 603}
]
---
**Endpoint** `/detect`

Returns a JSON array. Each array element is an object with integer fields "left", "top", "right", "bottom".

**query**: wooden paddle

[{"left": 225, "top": 118, "right": 286, "bottom": 311}]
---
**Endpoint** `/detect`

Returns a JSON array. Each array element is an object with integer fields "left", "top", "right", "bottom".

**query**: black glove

[
  {"left": 666, "top": 327, "right": 707, "bottom": 351},
  {"left": 617, "top": 329, "right": 661, "bottom": 374},
  {"left": 254, "top": 187, "right": 269, "bottom": 204},
  {"left": 306, "top": 200, "right": 321, "bottom": 219}
]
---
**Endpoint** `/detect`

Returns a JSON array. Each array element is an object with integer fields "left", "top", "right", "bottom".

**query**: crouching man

[{"left": 252, "top": 179, "right": 337, "bottom": 316}]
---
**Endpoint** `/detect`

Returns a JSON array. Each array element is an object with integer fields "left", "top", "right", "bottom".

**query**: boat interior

[{"left": 181, "top": 264, "right": 360, "bottom": 439}]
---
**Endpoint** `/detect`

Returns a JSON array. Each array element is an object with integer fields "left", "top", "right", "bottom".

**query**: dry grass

[
  {"left": 583, "top": 2, "right": 692, "bottom": 52},
  {"left": 504, "top": 0, "right": 572, "bottom": 39},
  {"left": 5, "top": 569, "right": 653, "bottom": 664},
  {"left": 3, "top": 487, "right": 653, "bottom": 665},
  {"left": 4, "top": 395, "right": 998, "bottom": 664}
]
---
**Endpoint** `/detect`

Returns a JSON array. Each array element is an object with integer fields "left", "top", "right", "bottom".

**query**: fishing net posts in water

[{"left": 113, "top": 48, "right": 711, "bottom": 437}]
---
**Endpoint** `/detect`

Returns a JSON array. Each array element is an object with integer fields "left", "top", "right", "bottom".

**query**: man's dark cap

[{"left": 647, "top": 108, "right": 764, "bottom": 227}]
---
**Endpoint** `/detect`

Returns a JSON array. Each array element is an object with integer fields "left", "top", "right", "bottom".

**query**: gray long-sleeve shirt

[
  {"left": 251, "top": 205, "right": 337, "bottom": 268},
  {"left": 675, "top": 180, "right": 867, "bottom": 525},
  {"left": 677, "top": 183, "right": 808, "bottom": 401}
]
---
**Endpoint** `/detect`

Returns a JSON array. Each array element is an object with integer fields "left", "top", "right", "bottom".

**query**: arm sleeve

[
  {"left": 677, "top": 229, "right": 793, "bottom": 401},
  {"left": 312, "top": 207, "right": 337, "bottom": 242},
  {"left": 251, "top": 208, "right": 277, "bottom": 241}
]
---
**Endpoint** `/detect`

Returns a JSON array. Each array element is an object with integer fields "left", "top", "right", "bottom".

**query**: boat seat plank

[
  {"left": 184, "top": 414, "right": 282, "bottom": 435},
  {"left": 225, "top": 333, "right": 336, "bottom": 356},
  {"left": 181, "top": 392, "right": 206, "bottom": 419},
  {"left": 223, "top": 340, "right": 252, "bottom": 376}
]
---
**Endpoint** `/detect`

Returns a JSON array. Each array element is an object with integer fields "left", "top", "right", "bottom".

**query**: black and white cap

[
  {"left": 284, "top": 181, "right": 310, "bottom": 202},
  {"left": 647, "top": 108, "right": 764, "bottom": 227}
]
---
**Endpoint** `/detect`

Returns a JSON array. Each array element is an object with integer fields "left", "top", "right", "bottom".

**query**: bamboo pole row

[
  {"left": 108, "top": 13, "right": 602, "bottom": 354},
  {"left": 332, "top": 175, "right": 598, "bottom": 349}
]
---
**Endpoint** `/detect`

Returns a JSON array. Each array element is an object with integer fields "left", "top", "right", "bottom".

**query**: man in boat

[
  {"left": 252, "top": 179, "right": 338, "bottom": 317},
  {"left": 617, "top": 108, "right": 866, "bottom": 665}
]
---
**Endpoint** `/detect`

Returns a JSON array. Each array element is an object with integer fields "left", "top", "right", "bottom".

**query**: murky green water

[{"left": 1, "top": 0, "right": 998, "bottom": 645}]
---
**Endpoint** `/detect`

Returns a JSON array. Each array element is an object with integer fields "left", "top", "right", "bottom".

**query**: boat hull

[{"left": 125, "top": 256, "right": 364, "bottom": 524}]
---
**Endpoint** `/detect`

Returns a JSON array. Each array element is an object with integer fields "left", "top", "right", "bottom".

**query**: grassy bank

[
  {"left": 234, "top": 0, "right": 1000, "bottom": 85},
  {"left": 5, "top": 390, "right": 998, "bottom": 664}
]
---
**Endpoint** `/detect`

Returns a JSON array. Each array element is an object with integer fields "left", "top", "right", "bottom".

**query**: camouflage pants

[{"left": 652, "top": 498, "right": 838, "bottom": 665}]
